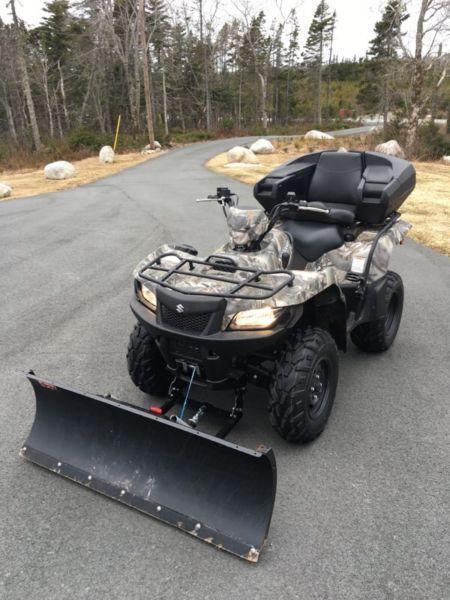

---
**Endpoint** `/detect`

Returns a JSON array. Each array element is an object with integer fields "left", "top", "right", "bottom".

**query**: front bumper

[{"left": 131, "top": 296, "right": 296, "bottom": 384}]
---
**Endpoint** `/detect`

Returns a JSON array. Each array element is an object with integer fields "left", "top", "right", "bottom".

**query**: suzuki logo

[{"left": 176, "top": 304, "right": 185, "bottom": 314}]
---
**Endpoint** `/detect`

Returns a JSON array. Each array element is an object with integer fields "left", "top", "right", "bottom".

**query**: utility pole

[
  {"left": 138, "top": 0, "right": 155, "bottom": 148},
  {"left": 9, "top": 0, "right": 42, "bottom": 150}
]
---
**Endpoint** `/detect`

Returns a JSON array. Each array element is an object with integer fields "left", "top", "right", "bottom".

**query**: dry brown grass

[
  {"left": 0, "top": 151, "right": 166, "bottom": 201},
  {"left": 206, "top": 138, "right": 450, "bottom": 256}
]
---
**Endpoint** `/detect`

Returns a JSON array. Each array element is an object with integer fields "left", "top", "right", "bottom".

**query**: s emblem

[{"left": 176, "top": 304, "right": 185, "bottom": 314}]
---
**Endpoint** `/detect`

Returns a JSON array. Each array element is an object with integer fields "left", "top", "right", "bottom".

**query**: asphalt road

[{"left": 1, "top": 137, "right": 449, "bottom": 600}]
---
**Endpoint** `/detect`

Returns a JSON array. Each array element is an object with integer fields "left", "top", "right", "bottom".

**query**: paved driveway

[{"left": 1, "top": 138, "right": 448, "bottom": 599}]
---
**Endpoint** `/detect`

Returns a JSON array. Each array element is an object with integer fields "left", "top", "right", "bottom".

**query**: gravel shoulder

[{"left": 0, "top": 151, "right": 165, "bottom": 201}]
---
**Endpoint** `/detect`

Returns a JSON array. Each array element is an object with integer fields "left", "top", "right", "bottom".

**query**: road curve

[{"left": 1, "top": 137, "right": 448, "bottom": 600}]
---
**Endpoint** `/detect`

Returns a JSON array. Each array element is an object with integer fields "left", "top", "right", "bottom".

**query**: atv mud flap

[{"left": 21, "top": 374, "right": 276, "bottom": 562}]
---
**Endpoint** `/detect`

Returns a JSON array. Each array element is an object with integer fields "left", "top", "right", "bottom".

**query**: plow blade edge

[{"left": 21, "top": 374, "right": 276, "bottom": 562}]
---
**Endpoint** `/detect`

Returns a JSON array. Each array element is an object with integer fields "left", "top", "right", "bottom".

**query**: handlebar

[
  {"left": 296, "top": 205, "right": 330, "bottom": 214},
  {"left": 195, "top": 187, "right": 238, "bottom": 207}
]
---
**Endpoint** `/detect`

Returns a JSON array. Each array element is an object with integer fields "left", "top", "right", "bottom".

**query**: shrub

[
  {"left": 220, "top": 116, "right": 235, "bottom": 132},
  {"left": 68, "top": 128, "right": 111, "bottom": 150},
  {"left": 168, "top": 129, "right": 214, "bottom": 143},
  {"left": 416, "top": 122, "right": 450, "bottom": 160}
]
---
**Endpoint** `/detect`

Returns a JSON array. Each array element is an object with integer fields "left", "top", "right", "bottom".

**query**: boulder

[
  {"left": 304, "top": 130, "right": 334, "bottom": 140},
  {"left": 44, "top": 160, "right": 76, "bottom": 180},
  {"left": 141, "top": 141, "right": 162, "bottom": 154},
  {"left": 337, "top": 146, "right": 348, "bottom": 152},
  {"left": 375, "top": 140, "right": 405, "bottom": 158},
  {"left": 0, "top": 182, "right": 12, "bottom": 198},
  {"left": 99, "top": 145, "right": 115, "bottom": 163},
  {"left": 249, "top": 138, "right": 275, "bottom": 154},
  {"left": 226, "top": 146, "right": 259, "bottom": 164},
  {"left": 442, "top": 156, "right": 450, "bottom": 165}
]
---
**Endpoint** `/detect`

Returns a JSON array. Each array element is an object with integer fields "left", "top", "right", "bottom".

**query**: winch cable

[{"left": 179, "top": 366, "right": 196, "bottom": 420}]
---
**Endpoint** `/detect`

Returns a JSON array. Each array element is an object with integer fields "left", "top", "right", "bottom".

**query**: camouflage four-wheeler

[{"left": 22, "top": 149, "right": 415, "bottom": 562}]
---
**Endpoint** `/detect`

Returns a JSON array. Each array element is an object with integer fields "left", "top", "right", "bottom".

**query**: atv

[
  {"left": 21, "top": 149, "right": 415, "bottom": 562},
  {"left": 128, "top": 149, "right": 414, "bottom": 442}
]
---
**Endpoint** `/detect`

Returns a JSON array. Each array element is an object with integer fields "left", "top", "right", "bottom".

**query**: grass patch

[
  {"left": 206, "top": 137, "right": 450, "bottom": 256},
  {"left": 0, "top": 151, "right": 165, "bottom": 201}
]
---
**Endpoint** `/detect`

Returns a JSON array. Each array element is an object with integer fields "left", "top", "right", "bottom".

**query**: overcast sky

[{"left": 0, "top": 0, "right": 445, "bottom": 60}]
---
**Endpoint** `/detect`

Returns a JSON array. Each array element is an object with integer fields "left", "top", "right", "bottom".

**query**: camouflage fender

[
  {"left": 305, "top": 219, "right": 411, "bottom": 283},
  {"left": 134, "top": 219, "right": 411, "bottom": 314}
]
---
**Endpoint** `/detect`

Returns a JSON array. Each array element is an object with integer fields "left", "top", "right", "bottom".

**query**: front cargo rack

[{"left": 137, "top": 252, "right": 294, "bottom": 300}]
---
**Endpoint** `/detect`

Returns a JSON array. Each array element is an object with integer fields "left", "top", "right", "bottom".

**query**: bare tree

[
  {"left": 41, "top": 52, "right": 54, "bottom": 137},
  {"left": 9, "top": 0, "right": 42, "bottom": 149},
  {"left": 198, "top": 0, "right": 212, "bottom": 129},
  {"left": 397, "top": 0, "right": 449, "bottom": 155},
  {"left": 1, "top": 83, "right": 18, "bottom": 144},
  {"left": 139, "top": 0, "right": 155, "bottom": 147},
  {"left": 233, "top": 2, "right": 275, "bottom": 130},
  {"left": 325, "top": 11, "right": 336, "bottom": 118}
]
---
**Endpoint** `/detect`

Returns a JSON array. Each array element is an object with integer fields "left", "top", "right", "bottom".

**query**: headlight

[
  {"left": 139, "top": 284, "right": 157, "bottom": 311},
  {"left": 229, "top": 306, "right": 284, "bottom": 331}
]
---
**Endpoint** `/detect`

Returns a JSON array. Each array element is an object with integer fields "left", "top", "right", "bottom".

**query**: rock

[
  {"left": 0, "top": 182, "right": 12, "bottom": 198},
  {"left": 304, "top": 130, "right": 334, "bottom": 140},
  {"left": 99, "top": 145, "right": 115, "bottom": 163},
  {"left": 442, "top": 156, "right": 450, "bottom": 165},
  {"left": 337, "top": 147, "right": 348, "bottom": 152},
  {"left": 142, "top": 141, "right": 162, "bottom": 154},
  {"left": 44, "top": 160, "right": 76, "bottom": 180},
  {"left": 249, "top": 138, "right": 275, "bottom": 154},
  {"left": 375, "top": 140, "right": 405, "bottom": 158},
  {"left": 226, "top": 146, "right": 259, "bottom": 164}
]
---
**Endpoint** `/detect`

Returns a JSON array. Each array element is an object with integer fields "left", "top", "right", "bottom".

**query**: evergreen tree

[
  {"left": 38, "top": 0, "right": 71, "bottom": 66},
  {"left": 302, "top": 0, "right": 334, "bottom": 125},
  {"left": 357, "top": 0, "right": 408, "bottom": 130}
]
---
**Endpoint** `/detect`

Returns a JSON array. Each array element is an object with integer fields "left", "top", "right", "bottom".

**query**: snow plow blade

[{"left": 20, "top": 373, "right": 276, "bottom": 562}]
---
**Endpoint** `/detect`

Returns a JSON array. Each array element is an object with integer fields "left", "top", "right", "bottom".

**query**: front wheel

[
  {"left": 127, "top": 323, "right": 169, "bottom": 396},
  {"left": 269, "top": 327, "right": 339, "bottom": 443}
]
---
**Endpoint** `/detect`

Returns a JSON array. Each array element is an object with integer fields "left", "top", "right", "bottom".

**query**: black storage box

[{"left": 253, "top": 150, "right": 416, "bottom": 225}]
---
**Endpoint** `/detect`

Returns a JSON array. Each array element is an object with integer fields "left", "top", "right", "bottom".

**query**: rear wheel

[
  {"left": 269, "top": 327, "right": 339, "bottom": 443},
  {"left": 351, "top": 271, "right": 404, "bottom": 353},
  {"left": 127, "top": 323, "right": 169, "bottom": 396}
]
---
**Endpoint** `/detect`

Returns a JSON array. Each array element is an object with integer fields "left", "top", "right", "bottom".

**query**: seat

[
  {"left": 279, "top": 152, "right": 365, "bottom": 263},
  {"left": 282, "top": 220, "right": 345, "bottom": 263},
  {"left": 286, "top": 151, "right": 364, "bottom": 227},
  {"left": 307, "top": 151, "right": 364, "bottom": 208}
]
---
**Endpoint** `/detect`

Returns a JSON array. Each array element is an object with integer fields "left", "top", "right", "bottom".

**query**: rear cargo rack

[{"left": 137, "top": 252, "right": 294, "bottom": 300}]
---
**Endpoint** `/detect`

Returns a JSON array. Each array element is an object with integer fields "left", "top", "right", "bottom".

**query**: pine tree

[
  {"left": 302, "top": 0, "right": 334, "bottom": 125},
  {"left": 39, "top": 0, "right": 71, "bottom": 67},
  {"left": 357, "top": 0, "right": 408, "bottom": 131}
]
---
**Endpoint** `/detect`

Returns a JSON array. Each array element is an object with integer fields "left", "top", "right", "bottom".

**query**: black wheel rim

[
  {"left": 308, "top": 359, "right": 331, "bottom": 419},
  {"left": 385, "top": 293, "right": 400, "bottom": 336}
]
